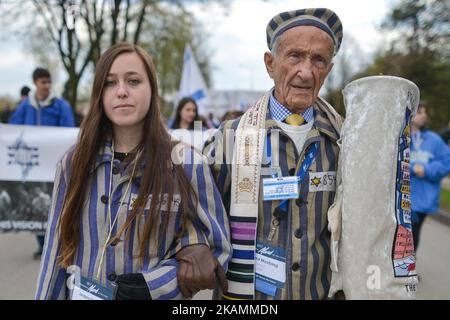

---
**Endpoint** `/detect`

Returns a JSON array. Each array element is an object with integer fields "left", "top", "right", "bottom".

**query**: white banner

[
  {"left": 0, "top": 125, "right": 213, "bottom": 231},
  {"left": 0, "top": 124, "right": 78, "bottom": 231},
  {"left": 0, "top": 124, "right": 79, "bottom": 182}
]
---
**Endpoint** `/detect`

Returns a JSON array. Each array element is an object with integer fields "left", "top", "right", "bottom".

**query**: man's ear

[{"left": 264, "top": 51, "right": 274, "bottom": 79}]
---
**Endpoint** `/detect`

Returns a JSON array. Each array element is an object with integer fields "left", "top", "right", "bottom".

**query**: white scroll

[{"left": 329, "top": 76, "right": 420, "bottom": 299}]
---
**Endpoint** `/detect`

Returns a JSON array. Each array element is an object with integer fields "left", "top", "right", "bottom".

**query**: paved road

[
  {"left": 0, "top": 232, "right": 41, "bottom": 299},
  {"left": 1, "top": 216, "right": 449, "bottom": 300},
  {"left": 416, "top": 216, "right": 450, "bottom": 299}
]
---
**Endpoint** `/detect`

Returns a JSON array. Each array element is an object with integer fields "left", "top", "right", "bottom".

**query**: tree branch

[
  {"left": 122, "top": 0, "right": 131, "bottom": 41},
  {"left": 110, "top": 0, "right": 122, "bottom": 46},
  {"left": 133, "top": 0, "right": 151, "bottom": 44},
  {"left": 32, "top": 1, "right": 59, "bottom": 47}
]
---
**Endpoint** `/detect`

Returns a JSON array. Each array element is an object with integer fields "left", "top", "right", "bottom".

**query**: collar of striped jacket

[
  {"left": 265, "top": 98, "right": 340, "bottom": 143},
  {"left": 269, "top": 90, "right": 314, "bottom": 124},
  {"left": 92, "top": 139, "right": 147, "bottom": 175}
]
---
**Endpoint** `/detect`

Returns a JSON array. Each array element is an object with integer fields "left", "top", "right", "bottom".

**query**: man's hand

[
  {"left": 413, "top": 164, "right": 425, "bottom": 178},
  {"left": 175, "top": 244, "right": 227, "bottom": 298}
]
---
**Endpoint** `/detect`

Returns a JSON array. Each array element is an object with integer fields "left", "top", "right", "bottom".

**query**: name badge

[
  {"left": 263, "top": 176, "right": 299, "bottom": 201},
  {"left": 255, "top": 242, "right": 286, "bottom": 297},
  {"left": 308, "top": 171, "right": 336, "bottom": 192},
  {"left": 71, "top": 276, "right": 115, "bottom": 300},
  {"left": 129, "top": 193, "right": 181, "bottom": 211}
]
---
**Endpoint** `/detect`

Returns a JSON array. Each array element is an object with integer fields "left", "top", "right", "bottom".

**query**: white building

[{"left": 208, "top": 89, "right": 265, "bottom": 119}]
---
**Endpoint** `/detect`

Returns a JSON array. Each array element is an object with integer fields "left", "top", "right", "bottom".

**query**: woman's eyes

[
  {"left": 104, "top": 78, "right": 141, "bottom": 86},
  {"left": 128, "top": 79, "right": 141, "bottom": 85}
]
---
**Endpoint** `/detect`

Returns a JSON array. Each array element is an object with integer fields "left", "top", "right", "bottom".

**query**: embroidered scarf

[{"left": 223, "top": 92, "right": 269, "bottom": 300}]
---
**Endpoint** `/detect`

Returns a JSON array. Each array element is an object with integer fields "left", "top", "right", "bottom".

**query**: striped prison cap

[{"left": 266, "top": 8, "right": 343, "bottom": 55}]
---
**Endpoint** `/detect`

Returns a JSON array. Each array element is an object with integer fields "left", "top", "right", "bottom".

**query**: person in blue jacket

[
  {"left": 410, "top": 102, "right": 450, "bottom": 250},
  {"left": 9, "top": 68, "right": 75, "bottom": 126},
  {"left": 9, "top": 67, "right": 75, "bottom": 259}
]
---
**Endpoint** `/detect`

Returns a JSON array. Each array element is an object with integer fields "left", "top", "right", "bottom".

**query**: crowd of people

[
  {"left": 1, "top": 81, "right": 243, "bottom": 132},
  {"left": 0, "top": 6, "right": 449, "bottom": 301}
]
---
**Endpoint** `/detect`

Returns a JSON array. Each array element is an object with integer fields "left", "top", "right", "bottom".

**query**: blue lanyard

[
  {"left": 267, "top": 133, "right": 275, "bottom": 176},
  {"left": 266, "top": 135, "right": 319, "bottom": 214}
]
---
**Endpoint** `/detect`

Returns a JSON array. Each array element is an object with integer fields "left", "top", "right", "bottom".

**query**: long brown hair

[{"left": 58, "top": 43, "right": 197, "bottom": 268}]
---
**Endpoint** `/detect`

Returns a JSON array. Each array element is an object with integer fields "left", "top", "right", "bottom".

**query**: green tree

[
  {"left": 355, "top": 0, "right": 450, "bottom": 130},
  {"left": 356, "top": 48, "right": 450, "bottom": 130},
  {"left": 324, "top": 0, "right": 450, "bottom": 129},
  {"left": 382, "top": 0, "right": 449, "bottom": 58}
]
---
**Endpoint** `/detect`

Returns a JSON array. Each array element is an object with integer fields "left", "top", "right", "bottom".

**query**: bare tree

[{"left": 1, "top": 0, "right": 229, "bottom": 109}]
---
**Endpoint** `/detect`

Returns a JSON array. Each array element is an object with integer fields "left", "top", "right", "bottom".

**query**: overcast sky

[{"left": 0, "top": 0, "right": 394, "bottom": 99}]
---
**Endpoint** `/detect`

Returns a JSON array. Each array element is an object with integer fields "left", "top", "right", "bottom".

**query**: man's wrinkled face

[{"left": 264, "top": 26, "right": 334, "bottom": 113}]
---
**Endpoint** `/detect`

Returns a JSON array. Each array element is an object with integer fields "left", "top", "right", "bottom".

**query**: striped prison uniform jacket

[
  {"left": 203, "top": 96, "right": 342, "bottom": 300},
  {"left": 35, "top": 140, "right": 232, "bottom": 300}
]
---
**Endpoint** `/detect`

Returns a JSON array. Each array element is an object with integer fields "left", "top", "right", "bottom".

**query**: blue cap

[{"left": 267, "top": 8, "right": 343, "bottom": 55}]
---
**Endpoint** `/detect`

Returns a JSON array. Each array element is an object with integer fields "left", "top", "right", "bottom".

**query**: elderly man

[{"left": 175, "top": 8, "right": 344, "bottom": 300}]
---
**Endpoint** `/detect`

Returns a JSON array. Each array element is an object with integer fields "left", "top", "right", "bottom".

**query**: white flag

[{"left": 178, "top": 45, "right": 210, "bottom": 116}]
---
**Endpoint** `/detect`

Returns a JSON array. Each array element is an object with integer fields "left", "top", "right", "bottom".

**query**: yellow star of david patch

[{"left": 310, "top": 176, "right": 321, "bottom": 187}]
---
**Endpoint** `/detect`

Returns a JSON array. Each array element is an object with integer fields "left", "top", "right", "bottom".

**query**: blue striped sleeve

[
  {"left": 191, "top": 155, "right": 232, "bottom": 267},
  {"left": 142, "top": 259, "right": 183, "bottom": 300},
  {"left": 35, "top": 159, "right": 68, "bottom": 300},
  {"left": 142, "top": 146, "right": 232, "bottom": 300}
]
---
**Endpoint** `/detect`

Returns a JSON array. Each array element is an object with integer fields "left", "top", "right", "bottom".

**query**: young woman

[
  {"left": 35, "top": 43, "right": 231, "bottom": 300},
  {"left": 170, "top": 97, "right": 206, "bottom": 130}
]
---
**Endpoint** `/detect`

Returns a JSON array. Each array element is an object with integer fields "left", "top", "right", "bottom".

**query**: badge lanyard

[
  {"left": 265, "top": 135, "right": 319, "bottom": 241},
  {"left": 95, "top": 141, "right": 140, "bottom": 281}
]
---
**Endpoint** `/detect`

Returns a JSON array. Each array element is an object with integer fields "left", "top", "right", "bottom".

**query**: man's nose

[{"left": 296, "top": 59, "right": 314, "bottom": 81}]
